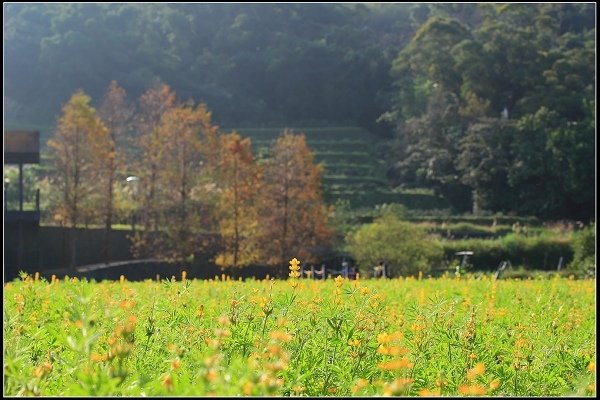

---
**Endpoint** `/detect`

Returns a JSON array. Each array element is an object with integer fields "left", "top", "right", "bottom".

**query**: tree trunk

[{"left": 103, "top": 171, "right": 114, "bottom": 265}]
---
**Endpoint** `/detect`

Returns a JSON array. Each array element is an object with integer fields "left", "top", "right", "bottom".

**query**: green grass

[{"left": 4, "top": 273, "right": 595, "bottom": 396}]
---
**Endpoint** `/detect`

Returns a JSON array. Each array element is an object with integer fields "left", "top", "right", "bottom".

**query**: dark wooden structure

[{"left": 4, "top": 130, "right": 41, "bottom": 281}]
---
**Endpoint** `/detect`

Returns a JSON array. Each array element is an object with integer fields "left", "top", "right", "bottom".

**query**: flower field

[{"left": 3, "top": 262, "right": 596, "bottom": 396}]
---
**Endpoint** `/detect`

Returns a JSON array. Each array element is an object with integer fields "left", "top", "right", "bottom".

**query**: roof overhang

[{"left": 4, "top": 131, "right": 40, "bottom": 164}]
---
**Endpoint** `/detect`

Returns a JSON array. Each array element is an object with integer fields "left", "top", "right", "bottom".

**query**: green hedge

[
  {"left": 314, "top": 152, "right": 374, "bottom": 164},
  {"left": 324, "top": 190, "right": 450, "bottom": 210},
  {"left": 233, "top": 126, "right": 372, "bottom": 141},
  {"left": 441, "top": 234, "right": 573, "bottom": 271},
  {"left": 420, "top": 222, "right": 514, "bottom": 239},
  {"left": 569, "top": 224, "right": 596, "bottom": 272},
  {"left": 322, "top": 175, "right": 388, "bottom": 186},
  {"left": 251, "top": 140, "right": 372, "bottom": 153},
  {"left": 406, "top": 215, "right": 541, "bottom": 226}
]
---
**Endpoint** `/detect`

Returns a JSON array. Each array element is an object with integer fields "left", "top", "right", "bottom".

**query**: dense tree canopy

[
  {"left": 4, "top": 3, "right": 420, "bottom": 131},
  {"left": 385, "top": 3, "right": 595, "bottom": 220},
  {"left": 6, "top": 3, "right": 595, "bottom": 221}
]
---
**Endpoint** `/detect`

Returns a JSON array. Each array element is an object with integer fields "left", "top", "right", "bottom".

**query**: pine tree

[
  {"left": 215, "top": 132, "right": 261, "bottom": 269},
  {"left": 97, "top": 80, "right": 133, "bottom": 264},
  {"left": 257, "top": 130, "right": 332, "bottom": 273},
  {"left": 131, "top": 82, "right": 176, "bottom": 257},
  {"left": 47, "top": 90, "right": 108, "bottom": 270}
]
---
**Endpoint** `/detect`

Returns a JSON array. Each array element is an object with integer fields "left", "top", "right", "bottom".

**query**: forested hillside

[
  {"left": 383, "top": 4, "right": 595, "bottom": 219},
  {"left": 4, "top": 3, "right": 595, "bottom": 220},
  {"left": 5, "top": 3, "right": 419, "bottom": 130}
]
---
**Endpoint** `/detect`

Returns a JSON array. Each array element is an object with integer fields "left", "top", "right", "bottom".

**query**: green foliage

[
  {"left": 3, "top": 165, "right": 40, "bottom": 211},
  {"left": 420, "top": 222, "right": 514, "bottom": 240},
  {"left": 457, "top": 118, "right": 516, "bottom": 212},
  {"left": 4, "top": 4, "right": 402, "bottom": 129},
  {"left": 3, "top": 275, "right": 596, "bottom": 396},
  {"left": 405, "top": 214, "right": 540, "bottom": 226},
  {"left": 385, "top": 4, "right": 595, "bottom": 220},
  {"left": 441, "top": 233, "right": 573, "bottom": 271},
  {"left": 568, "top": 224, "right": 596, "bottom": 273},
  {"left": 346, "top": 213, "right": 443, "bottom": 276}
]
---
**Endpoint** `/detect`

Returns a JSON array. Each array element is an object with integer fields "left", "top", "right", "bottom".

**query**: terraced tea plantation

[
  {"left": 233, "top": 126, "right": 449, "bottom": 209},
  {"left": 4, "top": 269, "right": 595, "bottom": 396}
]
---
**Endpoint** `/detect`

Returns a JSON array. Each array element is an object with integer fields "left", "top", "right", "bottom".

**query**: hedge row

[
  {"left": 441, "top": 234, "right": 573, "bottom": 271},
  {"left": 252, "top": 140, "right": 371, "bottom": 153},
  {"left": 323, "top": 190, "right": 450, "bottom": 210},
  {"left": 235, "top": 126, "right": 371, "bottom": 141},
  {"left": 419, "top": 223, "right": 514, "bottom": 239},
  {"left": 322, "top": 175, "right": 388, "bottom": 186},
  {"left": 405, "top": 215, "right": 541, "bottom": 226}
]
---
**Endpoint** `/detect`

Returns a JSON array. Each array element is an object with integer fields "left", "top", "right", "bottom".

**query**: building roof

[{"left": 4, "top": 130, "right": 40, "bottom": 164}]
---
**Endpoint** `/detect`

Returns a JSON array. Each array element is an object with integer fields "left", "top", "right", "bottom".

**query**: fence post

[{"left": 557, "top": 256, "right": 564, "bottom": 271}]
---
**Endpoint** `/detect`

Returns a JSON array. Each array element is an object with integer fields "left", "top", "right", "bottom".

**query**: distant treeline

[
  {"left": 383, "top": 4, "right": 595, "bottom": 220},
  {"left": 5, "top": 3, "right": 595, "bottom": 220},
  {"left": 5, "top": 3, "right": 421, "bottom": 129}
]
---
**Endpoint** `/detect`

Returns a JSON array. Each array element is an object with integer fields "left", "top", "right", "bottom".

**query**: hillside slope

[{"left": 232, "top": 126, "right": 449, "bottom": 209}]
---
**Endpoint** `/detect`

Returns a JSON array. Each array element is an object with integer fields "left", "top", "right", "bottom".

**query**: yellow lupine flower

[
  {"left": 292, "top": 386, "right": 305, "bottom": 393},
  {"left": 377, "top": 332, "right": 391, "bottom": 344},
  {"left": 418, "top": 388, "right": 440, "bottom": 396},
  {"left": 243, "top": 382, "right": 253, "bottom": 395},
  {"left": 196, "top": 304, "right": 205, "bottom": 318},
  {"left": 588, "top": 361, "right": 595, "bottom": 373},
  {"left": 377, "top": 357, "right": 414, "bottom": 370},
  {"left": 387, "top": 346, "right": 409, "bottom": 356},
  {"left": 489, "top": 378, "right": 500, "bottom": 391},
  {"left": 270, "top": 330, "right": 293, "bottom": 342},
  {"left": 351, "top": 378, "right": 369, "bottom": 394},
  {"left": 383, "top": 378, "right": 413, "bottom": 396},
  {"left": 467, "top": 362, "right": 485, "bottom": 381},
  {"left": 289, "top": 258, "right": 301, "bottom": 279},
  {"left": 586, "top": 383, "right": 595, "bottom": 394},
  {"left": 91, "top": 353, "right": 108, "bottom": 362},
  {"left": 33, "top": 362, "right": 53, "bottom": 378},
  {"left": 458, "top": 384, "right": 487, "bottom": 396},
  {"left": 206, "top": 369, "right": 218, "bottom": 382}
]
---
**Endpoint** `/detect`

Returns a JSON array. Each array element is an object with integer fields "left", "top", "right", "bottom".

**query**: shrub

[
  {"left": 569, "top": 223, "right": 596, "bottom": 272},
  {"left": 441, "top": 234, "right": 573, "bottom": 271},
  {"left": 345, "top": 214, "right": 443, "bottom": 276}
]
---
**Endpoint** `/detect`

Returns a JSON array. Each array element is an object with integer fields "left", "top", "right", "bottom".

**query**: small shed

[{"left": 4, "top": 130, "right": 41, "bottom": 280}]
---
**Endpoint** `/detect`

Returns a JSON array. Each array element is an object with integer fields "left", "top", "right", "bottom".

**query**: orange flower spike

[
  {"left": 419, "top": 388, "right": 440, "bottom": 397},
  {"left": 489, "top": 379, "right": 500, "bottom": 391},
  {"left": 289, "top": 258, "right": 301, "bottom": 278},
  {"left": 467, "top": 362, "right": 486, "bottom": 381},
  {"left": 458, "top": 384, "right": 487, "bottom": 396},
  {"left": 377, "top": 332, "right": 392, "bottom": 344}
]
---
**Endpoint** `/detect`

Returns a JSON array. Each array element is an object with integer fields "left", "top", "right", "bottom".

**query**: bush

[
  {"left": 497, "top": 267, "right": 587, "bottom": 280},
  {"left": 569, "top": 223, "right": 596, "bottom": 273},
  {"left": 441, "top": 234, "right": 573, "bottom": 271},
  {"left": 345, "top": 214, "right": 443, "bottom": 277}
]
